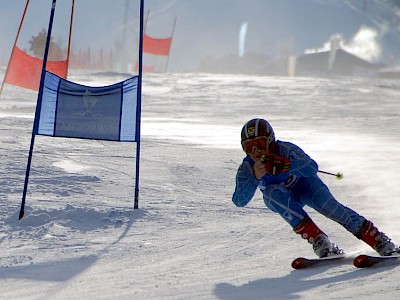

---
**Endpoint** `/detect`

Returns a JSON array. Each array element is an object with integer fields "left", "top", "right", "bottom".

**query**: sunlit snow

[{"left": 1, "top": 69, "right": 400, "bottom": 299}]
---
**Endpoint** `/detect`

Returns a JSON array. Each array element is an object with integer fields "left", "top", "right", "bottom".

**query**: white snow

[{"left": 1, "top": 70, "right": 400, "bottom": 299}]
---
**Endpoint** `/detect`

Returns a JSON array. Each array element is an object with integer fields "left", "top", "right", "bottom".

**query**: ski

[
  {"left": 291, "top": 254, "right": 347, "bottom": 269},
  {"left": 353, "top": 254, "right": 400, "bottom": 268}
]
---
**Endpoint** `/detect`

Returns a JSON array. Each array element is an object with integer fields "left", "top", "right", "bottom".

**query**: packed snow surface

[{"left": 1, "top": 70, "right": 400, "bottom": 299}]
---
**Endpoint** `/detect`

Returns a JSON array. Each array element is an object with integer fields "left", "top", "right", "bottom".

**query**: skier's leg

[
  {"left": 355, "top": 220, "right": 399, "bottom": 256},
  {"left": 298, "top": 176, "right": 398, "bottom": 256},
  {"left": 262, "top": 184, "right": 307, "bottom": 227},
  {"left": 293, "top": 216, "right": 343, "bottom": 257},
  {"left": 263, "top": 185, "right": 341, "bottom": 257},
  {"left": 296, "top": 176, "right": 365, "bottom": 234}
]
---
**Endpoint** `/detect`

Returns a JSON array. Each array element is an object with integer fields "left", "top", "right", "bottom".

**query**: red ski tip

[
  {"left": 291, "top": 257, "right": 306, "bottom": 269},
  {"left": 353, "top": 254, "right": 375, "bottom": 268}
]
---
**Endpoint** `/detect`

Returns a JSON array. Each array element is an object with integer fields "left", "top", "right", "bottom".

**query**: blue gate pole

[
  {"left": 134, "top": 0, "right": 144, "bottom": 209},
  {"left": 19, "top": 0, "right": 58, "bottom": 220}
]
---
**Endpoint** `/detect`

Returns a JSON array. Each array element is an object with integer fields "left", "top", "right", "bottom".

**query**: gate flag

[
  {"left": 143, "top": 34, "right": 173, "bottom": 56},
  {"left": 0, "top": 0, "right": 74, "bottom": 96},
  {"left": 35, "top": 71, "right": 138, "bottom": 142},
  {"left": 5, "top": 47, "right": 68, "bottom": 91},
  {"left": 19, "top": 0, "right": 144, "bottom": 220}
]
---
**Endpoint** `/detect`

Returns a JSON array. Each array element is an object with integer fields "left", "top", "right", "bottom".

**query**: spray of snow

[
  {"left": 343, "top": 26, "right": 381, "bottom": 62},
  {"left": 305, "top": 26, "right": 381, "bottom": 62}
]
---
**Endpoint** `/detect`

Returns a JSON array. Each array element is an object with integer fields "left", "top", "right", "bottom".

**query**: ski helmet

[{"left": 241, "top": 118, "right": 275, "bottom": 151}]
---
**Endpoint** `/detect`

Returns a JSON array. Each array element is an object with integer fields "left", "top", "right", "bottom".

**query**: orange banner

[
  {"left": 143, "top": 34, "right": 172, "bottom": 56},
  {"left": 5, "top": 46, "right": 68, "bottom": 91},
  {"left": 142, "top": 65, "right": 155, "bottom": 73}
]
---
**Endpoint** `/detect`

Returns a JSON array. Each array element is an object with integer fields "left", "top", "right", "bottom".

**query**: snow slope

[{"left": 1, "top": 70, "right": 400, "bottom": 299}]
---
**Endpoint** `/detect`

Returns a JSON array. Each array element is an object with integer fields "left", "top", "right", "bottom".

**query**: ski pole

[{"left": 318, "top": 170, "right": 344, "bottom": 180}]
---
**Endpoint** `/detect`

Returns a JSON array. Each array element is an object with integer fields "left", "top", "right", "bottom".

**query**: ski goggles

[{"left": 242, "top": 136, "right": 269, "bottom": 153}]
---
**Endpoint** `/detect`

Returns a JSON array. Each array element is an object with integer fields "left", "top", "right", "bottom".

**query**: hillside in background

[
  {"left": 144, "top": 0, "right": 400, "bottom": 73},
  {"left": 1, "top": 0, "right": 400, "bottom": 75}
]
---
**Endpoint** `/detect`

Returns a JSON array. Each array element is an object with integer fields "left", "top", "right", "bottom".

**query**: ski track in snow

[{"left": 1, "top": 70, "right": 400, "bottom": 299}]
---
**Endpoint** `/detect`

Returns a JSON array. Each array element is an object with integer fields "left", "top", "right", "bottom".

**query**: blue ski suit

[{"left": 232, "top": 140, "right": 365, "bottom": 234}]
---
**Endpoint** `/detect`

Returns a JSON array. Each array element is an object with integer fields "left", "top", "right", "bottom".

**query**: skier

[{"left": 232, "top": 118, "right": 399, "bottom": 258}]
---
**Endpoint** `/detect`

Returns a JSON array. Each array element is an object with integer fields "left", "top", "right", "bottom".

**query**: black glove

[{"left": 261, "top": 154, "right": 291, "bottom": 176}]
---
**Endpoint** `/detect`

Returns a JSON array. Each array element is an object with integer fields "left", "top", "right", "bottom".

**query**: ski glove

[{"left": 261, "top": 154, "right": 291, "bottom": 176}]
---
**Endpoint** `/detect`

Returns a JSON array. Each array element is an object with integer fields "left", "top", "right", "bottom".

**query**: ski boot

[
  {"left": 356, "top": 220, "right": 400, "bottom": 256},
  {"left": 312, "top": 234, "right": 344, "bottom": 258},
  {"left": 294, "top": 217, "right": 343, "bottom": 258}
]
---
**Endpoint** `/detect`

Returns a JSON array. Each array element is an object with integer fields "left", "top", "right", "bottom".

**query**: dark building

[{"left": 296, "top": 49, "right": 383, "bottom": 77}]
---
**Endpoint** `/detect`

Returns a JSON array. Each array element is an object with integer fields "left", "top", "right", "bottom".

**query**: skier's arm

[
  {"left": 232, "top": 159, "right": 259, "bottom": 207},
  {"left": 260, "top": 143, "right": 318, "bottom": 185},
  {"left": 285, "top": 143, "right": 318, "bottom": 177}
]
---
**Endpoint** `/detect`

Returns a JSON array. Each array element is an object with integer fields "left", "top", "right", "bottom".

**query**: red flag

[
  {"left": 142, "top": 65, "right": 155, "bottom": 73},
  {"left": 5, "top": 46, "right": 68, "bottom": 91},
  {"left": 143, "top": 34, "right": 172, "bottom": 56}
]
